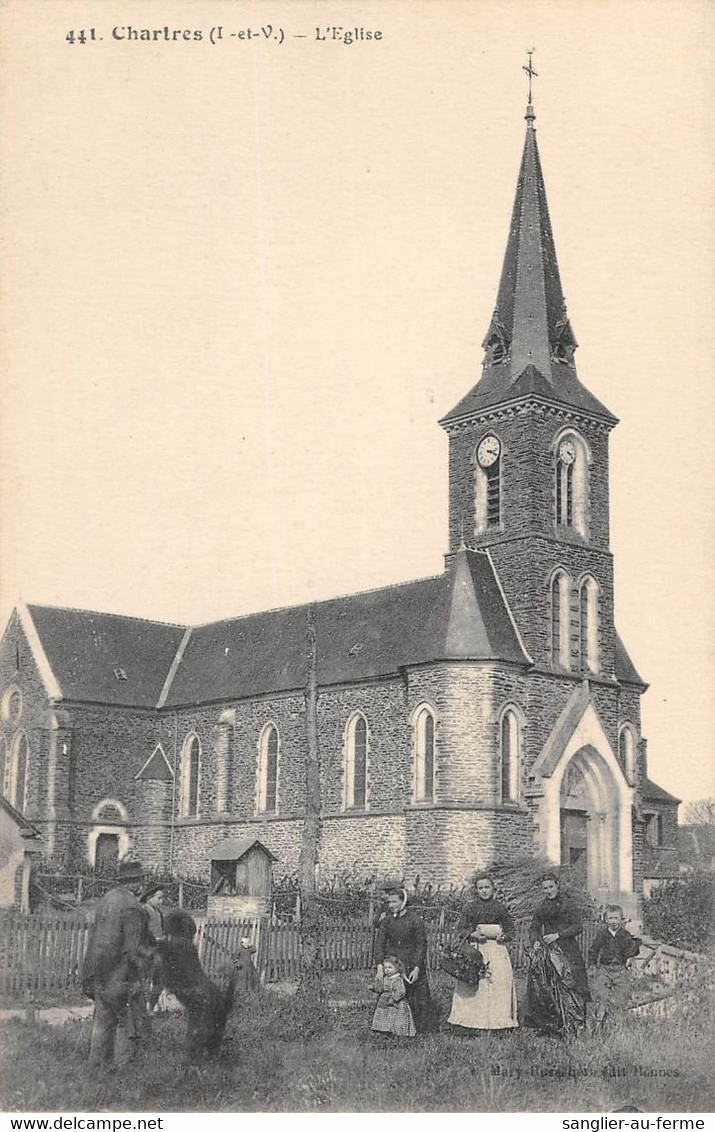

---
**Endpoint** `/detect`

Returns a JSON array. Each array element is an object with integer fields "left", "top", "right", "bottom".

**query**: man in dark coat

[{"left": 82, "top": 858, "right": 152, "bottom": 1068}]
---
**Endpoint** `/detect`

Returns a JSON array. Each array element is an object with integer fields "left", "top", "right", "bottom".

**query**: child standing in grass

[
  {"left": 370, "top": 956, "right": 416, "bottom": 1037},
  {"left": 589, "top": 905, "right": 641, "bottom": 1024}
]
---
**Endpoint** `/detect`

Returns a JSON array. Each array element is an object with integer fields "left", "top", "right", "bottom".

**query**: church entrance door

[
  {"left": 95, "top": 832, "right": 119, "bottom": 875},
  {"left": 560, "top": 809, "right": 588, "bottom": 886}
]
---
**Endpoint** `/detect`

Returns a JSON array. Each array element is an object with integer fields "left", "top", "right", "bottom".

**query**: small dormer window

[
  {"left": 490, "top": 339, "right": 507, "bottom": 364},
  {"left": 113, "top": 667, "right": 128, "bottom": 681},
  {"left": 481, "top": 310, "right": 509, "bottom": 367}
]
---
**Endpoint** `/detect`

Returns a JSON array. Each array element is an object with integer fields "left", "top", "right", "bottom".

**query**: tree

[
  {"left": 297, "top": 606, "right": 326, "bottom": 1009},
  {"left": 683, "top": 798, "right": 715, "bottom": 826}
]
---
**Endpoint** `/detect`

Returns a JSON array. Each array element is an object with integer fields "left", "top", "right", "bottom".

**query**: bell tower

[{"left": 440, "top": 76, "right": 618, "bottom": 677}]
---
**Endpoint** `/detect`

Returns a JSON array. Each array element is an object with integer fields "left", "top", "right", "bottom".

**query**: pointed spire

[
  {"left": 491, "top": 83, "right": 569, "bottom": 381},
  {"left": 441, "top": 65, "right": 616, "bottom": 427}
]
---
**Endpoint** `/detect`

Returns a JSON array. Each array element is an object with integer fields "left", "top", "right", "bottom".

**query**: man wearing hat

[{"left": 82, "top": 858, "right": 153, "bottom": 1068}]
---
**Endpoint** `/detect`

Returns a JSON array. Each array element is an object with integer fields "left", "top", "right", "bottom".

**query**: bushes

[
  {"left": 462, "top": 856, "right": 598, "bottom": 922},
  {"left": 274, "top": 859, "right": 597, "bottom": 928},
  {"left": 273, "top": 869, "right": 470, "bottom": 923},
  {"left": 643, "top": 871, "right": 714, "bottom": 952}
]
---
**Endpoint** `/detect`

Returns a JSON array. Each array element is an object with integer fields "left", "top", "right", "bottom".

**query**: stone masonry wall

[
  {"left": 0, "top": 614, "right": 52, "bottom": 825},
  {"left": 446, "top": 403, "right": 612, "bottom": 554}
]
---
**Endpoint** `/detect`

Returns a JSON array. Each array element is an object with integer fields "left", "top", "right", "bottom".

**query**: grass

[{"left": 0, "top": 971, "right": 712, "bottom": 1113}]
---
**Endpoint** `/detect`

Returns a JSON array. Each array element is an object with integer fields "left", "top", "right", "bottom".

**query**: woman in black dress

[
  {"left": 374, "top": 884, "right": 437, "bottom": 1033},
  {"left": 526, "top": 872, "right": 590, "bottom": 1037}
]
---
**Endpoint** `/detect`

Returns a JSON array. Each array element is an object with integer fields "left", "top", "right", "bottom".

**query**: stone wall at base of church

[{"left": 168, "top": 806, "right": 536, "bottom": 887}]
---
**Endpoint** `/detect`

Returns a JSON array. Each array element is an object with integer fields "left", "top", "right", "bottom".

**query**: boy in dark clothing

[{"left": 589, "top": 905, "right": 641, "bottom": 1024}]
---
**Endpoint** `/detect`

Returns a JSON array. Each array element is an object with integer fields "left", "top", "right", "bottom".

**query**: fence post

[
  {"left": 178, "top": 880, "right": 184, "bottom": 909},
  {"left": 77, "top": 877, "right": 83, "bottom": 904},
  {"left": 295, "top": 891, "right": 301, "bottom": 923}
]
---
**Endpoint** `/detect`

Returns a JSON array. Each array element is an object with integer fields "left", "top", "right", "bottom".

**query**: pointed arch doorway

[
  {"left": 558, "top": 745, "right": 618, "bottom": 894},
  {"left": 532, "top": 692, "right": 635, "bottom": 910}
]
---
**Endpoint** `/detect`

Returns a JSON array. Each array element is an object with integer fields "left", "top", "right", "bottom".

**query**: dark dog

[{"left": 154, "top": 909, "right": 235, "bottom": 1056}]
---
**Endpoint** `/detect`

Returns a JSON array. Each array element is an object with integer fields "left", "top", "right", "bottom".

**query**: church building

[{"left": 0, "top": 90, "right": 679, "bottom": 913}]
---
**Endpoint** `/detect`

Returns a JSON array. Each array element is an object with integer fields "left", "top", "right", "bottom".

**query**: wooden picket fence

[
  {"left": 0, "top": 908, "right": 655, "bottom": 996},
  {"left": 0, "top": 911, "right": 90, "bottom": 996}
]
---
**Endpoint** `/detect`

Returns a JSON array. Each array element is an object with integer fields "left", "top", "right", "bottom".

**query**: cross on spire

[{"left": 523, "top": 49, "right": 537, "bottom": 105}]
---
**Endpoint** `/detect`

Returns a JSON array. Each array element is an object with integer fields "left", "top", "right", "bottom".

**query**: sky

[{"left": 1, "top": 0, "right": 714, "bottom": 805}]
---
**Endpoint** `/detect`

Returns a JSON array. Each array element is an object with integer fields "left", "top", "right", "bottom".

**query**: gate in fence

[{"left": 0, "top": 909, "right": 701, "bottom": 999}]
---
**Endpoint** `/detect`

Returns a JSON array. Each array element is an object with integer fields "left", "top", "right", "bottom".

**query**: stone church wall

[
  {"left": 446, "top": 406, "right": 611, "bottom": 555},
  {"left": 0, "top": 614, "right": 53, "bottom": 824}
]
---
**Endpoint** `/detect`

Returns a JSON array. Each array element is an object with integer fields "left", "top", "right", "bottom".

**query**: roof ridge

[
  {"left": 188, "top": 570, "right": 447, "bottom": 630},
  {"left": 26, "top": 602, "right": 188, "bottom": 630}
]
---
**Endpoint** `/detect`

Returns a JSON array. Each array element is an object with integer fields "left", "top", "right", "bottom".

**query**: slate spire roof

[{"left": 441, "top": 100, "right": 616, "bottom": 426}]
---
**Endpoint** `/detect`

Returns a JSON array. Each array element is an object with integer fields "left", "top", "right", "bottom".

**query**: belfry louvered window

[
  {"left": 554, "top": 431, "right": 589, "bottom": 538},
  {"left": 556, "top": 459, "right": 574, "bottom": 525},
  {"left": 486, "top": 459, "right": 501, "bottom": 527}
]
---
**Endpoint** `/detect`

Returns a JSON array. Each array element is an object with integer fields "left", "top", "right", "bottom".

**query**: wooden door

[
  {"left": 560, "top": 809, "right": 588, "bottom": 886},
  {"left": 95, "top": 833, "right": 119, "bottom": 875}
]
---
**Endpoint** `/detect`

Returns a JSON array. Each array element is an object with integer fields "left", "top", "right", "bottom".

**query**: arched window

[
  {"left": 550, "top": 570, "right": 572, "bottom": 670},
  {"left": 473, "top": 435, "right": 502, "bottom": 534},
  {"left": 554, "top": 430, "right": 589, "bottom": 538},
  {"left": 179, "top": 734, "right": 200, "bottom": 818},
  {"left": 500, "top": 708, "right": 520, "bottom": 803},
  {"left": 344, "top": 713, "right": 368, "bottom": 810},
  {"left": 619, "top": 725, "right": 637, "bottom": 786},
  {"left": 413, "top": 705, "right": 435, "bottom": 803},
  {"left": 1, "top": 685, "right": 22, "bottom": 724},
  {"left": 0, "top": 734, "right": 6, "bottom": 797},
  {"left": 9, "top": 731, "right": 28, "bottom": 812},
  {"left": 258, "top": 724, "right": 279, "bottom": 814},
  {"left": 579, "top": 576, "right": 599, "bottom": 673}
]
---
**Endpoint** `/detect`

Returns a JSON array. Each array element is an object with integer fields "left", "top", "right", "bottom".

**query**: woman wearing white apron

[{"left": 447, "top": 874, "right": 518, "bottom": 1033}]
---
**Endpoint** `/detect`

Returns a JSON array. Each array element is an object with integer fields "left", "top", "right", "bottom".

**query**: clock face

[
  {"left": 559, "top": 439, "right": 576, "bottom": 466},
  {"left": 477, "top": 435, "right": 501, "bottom": 468}
]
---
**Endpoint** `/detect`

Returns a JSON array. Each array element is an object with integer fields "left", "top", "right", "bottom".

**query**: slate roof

[
  {"left": 164, "top": 550, "right": 530, "bottom": 708},
  {"left": 441, "top": 107, "right": 616, "bottom": 426},
  {"left": 26, "top": 604, "right": 186, "bottom": 709},
  {"left": 442, "top": 362, "right": 616, "bottom": 425},
  {"left": 210, "top": 837, "right": 277, "bottom": 862},
  {"left": 614, "top": 632, "right": 646, "bottom": 687},
  {"left": 0, "top": 794, "right": 42, "bottom": 838},
  {"left": 135, "top": 744, "right": 174, "bottom": 782},
  {"left": 643, "top": 778, "right": 681, "bottom": 806},
  {"left": 20, "top": 551, "right": 529, "bottom": 710}
]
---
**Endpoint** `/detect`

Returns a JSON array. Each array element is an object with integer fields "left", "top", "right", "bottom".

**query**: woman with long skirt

[
  {"left": 374, "top": 883, "right": 438, "bottom": 1033},
  {"left": 447, "top": 874, "right": 518, "bottom": 1034},
  {"left": 526, "top": 872, "right": 590, "bottom": 1038}
]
